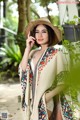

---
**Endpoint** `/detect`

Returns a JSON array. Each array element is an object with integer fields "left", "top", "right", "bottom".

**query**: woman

[{"left": 18, "top": 17, "right": 73, "bottom": 120}]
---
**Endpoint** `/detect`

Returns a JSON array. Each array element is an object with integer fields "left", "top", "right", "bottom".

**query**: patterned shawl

[{"left": 18, "top": 46, "right": 73, "bottom": 120}]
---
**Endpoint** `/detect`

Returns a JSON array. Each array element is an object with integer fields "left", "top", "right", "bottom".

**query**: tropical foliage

[
  {"left": 0, "top": 43, "right": 22, "bottom": 70},
  {"left": 62, "top": 40, "right": 80, "bottom": 115}
]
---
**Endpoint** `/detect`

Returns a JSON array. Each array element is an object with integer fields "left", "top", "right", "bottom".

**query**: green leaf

[{"left": 0, "top": 43, "right": 22, "bottom": 67}]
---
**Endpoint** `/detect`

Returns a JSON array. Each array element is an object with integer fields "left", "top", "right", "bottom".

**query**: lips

[{"left": 38, "top": 39, "right": 43, "bottom": 41}]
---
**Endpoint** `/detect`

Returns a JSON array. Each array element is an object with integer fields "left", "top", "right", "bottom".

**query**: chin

[{"left": 37, "top": 41, "right": 43, "bottom": 45}]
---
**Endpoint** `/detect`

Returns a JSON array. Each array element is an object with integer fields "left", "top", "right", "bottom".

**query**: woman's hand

[
  {"left": 20, "top": 32, "right": 35, "bottom": 71},
  {"left": 26, "top": 32, "right": 35, "bottom": 51},
  {"left": 45, "top": 85, "right": 64, "bottom": 103},
  {"left": 45, "top": 92, "right": 51, "bottom": 103}
]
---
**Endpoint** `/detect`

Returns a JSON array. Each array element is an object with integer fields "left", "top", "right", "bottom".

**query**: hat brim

[{"left": 25, "top": 19, "right": 62, "bottom": 45}]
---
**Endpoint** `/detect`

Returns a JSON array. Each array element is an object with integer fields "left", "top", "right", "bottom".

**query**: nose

[{"left": 38, "top": 32, "right": 42, "bottom": 37}]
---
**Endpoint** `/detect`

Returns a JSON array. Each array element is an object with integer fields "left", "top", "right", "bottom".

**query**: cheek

[
  {"left": 46, "top": 35, "right": 49, "bottom": 40},
  {"left": 35, "top": 34, "right": 37, "bottom": 39}
]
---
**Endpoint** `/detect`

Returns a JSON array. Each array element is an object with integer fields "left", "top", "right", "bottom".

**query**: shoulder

[
  {"left": 56, "top": 46, "right": 70, "bottom": 66},
  {"left": 51, "top": 45, "right": 69, "bottom": 63},
  {"left": 49, "top": 46, "right": 63, "bottom": 56},
  {"left": 53, "top": 45, "right": 69, "bottom": 57}
]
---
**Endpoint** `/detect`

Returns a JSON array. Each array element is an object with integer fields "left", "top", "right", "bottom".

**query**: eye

[
  {"left": 42, "top": 30, "right": 47, "bottom": 33},
  {"left": 35, "top": 30, "right": 39, "bottom": 33}
]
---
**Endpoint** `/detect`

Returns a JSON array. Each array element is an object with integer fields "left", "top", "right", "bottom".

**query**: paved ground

[
  {"left": 0, "top": 83, "right": 80, "bottom": 120},
  {"left": 0, "top": 83, "right": 23, "bottom": 120}
]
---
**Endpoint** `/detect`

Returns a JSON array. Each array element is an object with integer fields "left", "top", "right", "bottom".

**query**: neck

[{"left": 40, "top": 44, "right": 48, "bottom": 51}]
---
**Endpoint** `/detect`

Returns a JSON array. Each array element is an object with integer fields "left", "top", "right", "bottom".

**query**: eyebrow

[{"left": 35, "top": 28, "right": 47, "bottom": 31}]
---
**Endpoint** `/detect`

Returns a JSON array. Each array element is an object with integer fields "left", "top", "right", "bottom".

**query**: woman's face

[{"left": 35, "top": 24, "right": 49, "bottom": 46}]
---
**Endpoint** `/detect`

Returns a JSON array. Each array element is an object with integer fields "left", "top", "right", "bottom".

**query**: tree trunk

[
  {"left": 17, "top": 0, "right": 32, "bottom": 54},
  {"left": 26, "top": 0, "right": 31, "bottom": 23},
  {"left": 17, "top": 0, "right": 26, "bottom": 33},
  {"left": 17, "top": 0, "right": 27, "bottom": 54}
]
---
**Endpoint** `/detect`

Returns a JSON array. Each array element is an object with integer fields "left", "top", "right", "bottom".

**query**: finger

[
  {"left": 29, "top": 39, "right": 35, "bottom": 43},
  {"left": 29, "top": 36, "right": 35, "bottom": 41},
  {"left": 31, "top": 37, "right": 36, "bottom": 41},
  {"left": 28, "top": 31, "right": 30, "bottom": 38},
  {"left": 27, "top": 39, "right": 34, "bottom": 44}
]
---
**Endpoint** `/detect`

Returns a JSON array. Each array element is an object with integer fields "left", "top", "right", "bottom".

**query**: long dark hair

[{"left": 30, "top": 24, "right": 56, "bottom": 47}]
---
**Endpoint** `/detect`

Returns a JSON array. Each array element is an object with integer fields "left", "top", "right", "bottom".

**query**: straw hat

[{"left": 25, "top": 17, "right": 62, "bottom": 45}]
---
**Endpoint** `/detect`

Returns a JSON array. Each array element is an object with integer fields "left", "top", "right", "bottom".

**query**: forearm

[
  {"left": 20, "top": 47, "right": 30, "bottom": 71},
  {"left": 45, "top": 85, "right": 64, "bottom": 103}
]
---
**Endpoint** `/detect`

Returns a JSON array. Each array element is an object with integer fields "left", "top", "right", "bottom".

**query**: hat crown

[{"left": 31, "top": 17, "right": 50, "bottom": 23}]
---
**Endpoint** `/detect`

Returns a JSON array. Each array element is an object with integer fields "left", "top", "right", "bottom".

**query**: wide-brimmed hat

[{"left": 25, "top": 17, "right": 62, "bottom": 45}]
